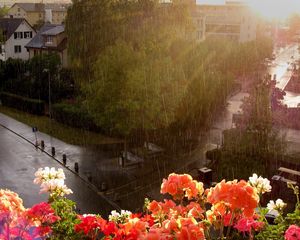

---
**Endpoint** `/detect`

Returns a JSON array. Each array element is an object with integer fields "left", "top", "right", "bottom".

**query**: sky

[{"left": 197, "top": 0, "right": 300, "bottom": 20}]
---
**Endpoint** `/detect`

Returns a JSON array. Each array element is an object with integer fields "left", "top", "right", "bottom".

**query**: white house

[{"left": 0, "top": 18, "right": 36, "bottom": 61}]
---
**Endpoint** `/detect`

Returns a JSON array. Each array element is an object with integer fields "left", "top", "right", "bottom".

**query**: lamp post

[{"left": 43, "top": 68, "right": 51, "bottom": 118}]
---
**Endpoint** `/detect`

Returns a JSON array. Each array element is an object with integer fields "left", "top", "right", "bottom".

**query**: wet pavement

[
  {"left": 270, "top": 43, "right": 300, "bottom": 107},
  {"left": 0, "top": 113, "right": 120, "bottom": 216}
]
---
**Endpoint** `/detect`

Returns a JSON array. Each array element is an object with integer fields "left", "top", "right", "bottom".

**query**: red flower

[
  {"left": 285, "top": 225, "right": 300, "bottom": 240},
  {"left": 27, "top": 202, "right": 59, "bottom": 224},
  {"left": 75, "top": 214, "right": 108, "bottom": 238},
  {"left": 102, "top": 221, "right": 117, "bottom": 236}
]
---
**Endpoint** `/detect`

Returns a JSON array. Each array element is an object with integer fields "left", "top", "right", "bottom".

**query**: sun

[{"left": 245, "top": 0, "right": 300, "bottom": 20}]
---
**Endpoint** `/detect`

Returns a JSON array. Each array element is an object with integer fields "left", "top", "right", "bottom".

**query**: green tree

[
  {"left": 0, "top": 6, "right": 8, "bottom": 18},
  {"left": 28, "top": 53, "right": 61, "bottom": 102},
  {"left": 84, "top": 39, "right": 186, "bottom": 136}
]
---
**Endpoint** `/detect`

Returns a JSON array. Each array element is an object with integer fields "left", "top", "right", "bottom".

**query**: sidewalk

[{"left": 0, "top": 113, "right": 121, "bottom": 215}]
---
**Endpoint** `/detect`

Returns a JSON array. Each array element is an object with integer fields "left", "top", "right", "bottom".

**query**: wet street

[
  {"left": 270, "top": 43, "right": 300, "bottom": 107},
  {"left": 0, "top": 115, "right": 119, "bottom": 216},
  {"left": 0, "top": 42, "right": 299, "bottom": 213}
]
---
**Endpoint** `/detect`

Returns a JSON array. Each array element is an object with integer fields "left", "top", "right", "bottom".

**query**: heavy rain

[{"left": 0, "top": 0, "right": 300, "bottom": 239}]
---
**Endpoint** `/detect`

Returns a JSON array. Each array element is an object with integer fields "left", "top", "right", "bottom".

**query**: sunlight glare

[
  {"left": 246, "top": 0, "right": 300, "bottom": 20},
  {"left": 198, "top": 0, "right": 300, "bottom": 20}
]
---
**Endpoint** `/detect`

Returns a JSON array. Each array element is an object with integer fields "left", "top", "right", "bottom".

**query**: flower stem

[{"left": 225, "top": 212, "right": 235, "bottom": 239}]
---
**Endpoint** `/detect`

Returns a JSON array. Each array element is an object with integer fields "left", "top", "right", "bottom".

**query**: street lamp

[{"left": 43, "top": 68, "right": 51, "bottom": 118}]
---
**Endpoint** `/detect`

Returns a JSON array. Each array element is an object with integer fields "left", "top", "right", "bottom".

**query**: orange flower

[
  {"left": 0, "top": 189, "right": 25, "bottom": 213},
  {"left": 186, "top": 202, "right": 204, "bottom": 219},
  {"left": 207, "top": 180, "right": 259, "bottom": 217},
  {"left": 176, "top": 218, "right": 205, "bottom": 240},
  {"left": 161, "top": 174, "right": 204, "bottom": 200},
  {"left": 148, "top": 201, "right": 162, "bottom": 214}
]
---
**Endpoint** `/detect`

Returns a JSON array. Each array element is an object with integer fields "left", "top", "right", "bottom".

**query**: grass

[{"left": 0, "top": 105, "right": 123, "bottom": 146}]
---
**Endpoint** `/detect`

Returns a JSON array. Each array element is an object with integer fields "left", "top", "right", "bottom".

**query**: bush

[
  {"left": 52, "top": 103, "right": 99, "bottom": 131},
  {"left": 0, "top": 92, "right": 45, "bottom": 115}
]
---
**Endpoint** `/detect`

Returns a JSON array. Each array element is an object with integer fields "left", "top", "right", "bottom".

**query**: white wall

[
  {"left": 239, "top": 13, "right": 257, "bottom": 42},
  {"left": 4, "top": 20, "right": 36, "bottom": 60}
]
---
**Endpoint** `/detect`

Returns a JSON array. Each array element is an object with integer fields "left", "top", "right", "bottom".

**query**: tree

[
  {"left": 0, "top": 6, "right": 8, "bottom": 18},
  {"left": 28, "top": 53, "right": 61, "bottom": 102},
  {"left": 216, "top": 78, "right": 286, "bottom": 180},
  {"left": 84, "top": 39, "right": 186, "bottom": 136}
]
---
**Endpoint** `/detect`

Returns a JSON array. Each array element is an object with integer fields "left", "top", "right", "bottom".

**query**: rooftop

[
  {"left": 25, "top": 24, "right": 66, "bottom": 50},
  {"left": 0, "top": 18, "right": 26, "bottom": 39},
  {"left": 12, "top": 3, "right": 69, "bottom": 12}
]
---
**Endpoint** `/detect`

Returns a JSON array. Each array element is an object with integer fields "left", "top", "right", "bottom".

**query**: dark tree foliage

[{"left": 0, "top": 54, "right": 73, "bottom": 103}]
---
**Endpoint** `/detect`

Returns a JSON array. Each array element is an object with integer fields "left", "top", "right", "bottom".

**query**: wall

[
  {"left": 194, "top": 3, "right": 257, "bottom": 43},
  {"left": 8, "top": 5, "right": 27, "bottom": 19},
  {"left": 4, "top": 20, "right": 35, "bottom": 60},
  {"left": 52, "top": 11, "right": 66, "bottom": 24}
]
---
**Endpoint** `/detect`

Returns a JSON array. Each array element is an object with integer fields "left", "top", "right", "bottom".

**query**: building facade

[
  {"left": 25, "top": 24, "right": 67, "bottom": 67},
  {"left": 0, "top": 18, "right": 36, "bottom": 60},
  {"left": 192, "top": 1, "right": 257, "bottom": 43},
  {"left": 7, "top": 3, "right": 69, "bottom": 27}
]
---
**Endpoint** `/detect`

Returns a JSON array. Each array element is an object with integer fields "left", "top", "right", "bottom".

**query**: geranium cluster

[
  {"left": 34, "top": 167, "right": 73, "bottom": 197},
  {"left": 1, "top": 168, "right": 299, "bottom": 239},
  {"left": 0, "top": 190, "right": 59, "bottom": 239}
]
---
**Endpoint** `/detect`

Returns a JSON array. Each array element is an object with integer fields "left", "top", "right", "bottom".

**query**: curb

[{"left": 0, "top": 122, "right": 121, "bottom": 211}]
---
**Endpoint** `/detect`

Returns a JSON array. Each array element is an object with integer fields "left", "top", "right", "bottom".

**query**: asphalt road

[{"left": 0, "top": 123, "right": 118, "bottom": 216}]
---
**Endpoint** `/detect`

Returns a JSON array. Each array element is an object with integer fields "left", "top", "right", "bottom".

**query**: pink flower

[
  {"left": 234, "top": 217, "right": 264, "bottom": 233},
  {"left": 285, "top": 225, "right": 300, "bottom": 240}
]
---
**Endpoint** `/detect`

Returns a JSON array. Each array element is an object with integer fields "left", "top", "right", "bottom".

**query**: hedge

[
  {"left": 0, "top": 92, "right": 45, "bottom": 115},
  {"left": 52, "top": 103, "right": 99, "bottom": 131}
]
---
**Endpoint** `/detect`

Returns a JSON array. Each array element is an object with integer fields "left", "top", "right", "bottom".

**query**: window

[
  {"left": 24, "top": 31, "right": 33, "bottom": 39},
  {"left": 17, "top": 8, "right": 20, "bottom": 12},
  {"left": 14, "top": 32, "right": 23, "bottom": 39},
  {"left": 46, "top": 36, "right": 53, "bottom": 44},
  {"left": 14, "top": 45, "right": 21, "bottom": 53}
]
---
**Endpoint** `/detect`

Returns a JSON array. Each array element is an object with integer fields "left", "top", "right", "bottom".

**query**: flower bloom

[
  {"left": 34, "top": 167, "right": 72, "bottom": 197},
  {"left": 109, "top": 209, "right": 132, "bottom": 223},
  {"left": 234, "top": 217, "right": 264, "bottom": 233},
  {"left": 248, "top": 173, "right": 272, "bottom": 195},
  {"left": 207, "top": 180, "right": 259, "bottom": 217},
  {"left": 34, "top": 167, "right": 65, "bottom": 184},
  {"left": 161, "top": 173, "right": 204, "bottom": 200},
  {"left": 285, "top": 225, "right": 300, "bottom": 240},
  {"left": 26, "top": 202, "right": 60, "bottom": 224},
  {"left": 75, "top": 214, "right": 108, "bottom": 238},
  {"left": 0, "top": 189, "right": 25, "bottom": 213},
  {"left": 0, "top": 191, "right": 59, "bottom": 239},
  {"left": 267, "top": 199, "right": 286, "bottom": 213}
]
